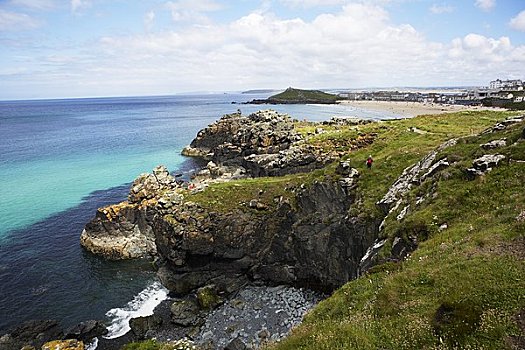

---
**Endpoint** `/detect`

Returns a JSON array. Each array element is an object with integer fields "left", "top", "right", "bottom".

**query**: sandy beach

[{"left": 339, "top": 100, "right": 506, "bottom": 118}]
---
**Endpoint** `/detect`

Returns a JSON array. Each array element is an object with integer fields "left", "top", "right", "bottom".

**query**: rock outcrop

[
  {"left": 0, "top": 320, "right": 104, "bottom": 350},
  {"left": 182, "top": 110, "right": 334, "bottom": 177},
  {"left": 154, "top": 168, "right": 376, "bottom": 296},
  {"left": 466, "top": 154, "right": 506, "bottom": 178},
  {"left": 80, "top": 165, "right": 182, "bottom": 259}
]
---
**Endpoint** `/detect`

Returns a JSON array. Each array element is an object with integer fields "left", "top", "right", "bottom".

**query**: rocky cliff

[
  {"left": 182, "top": 110, "right": 335, "bottom": 177},
  {"left": 154, "top": 166, "right": 377, "bottom": 296},
  {"left": 80, "top": 165, "right": 182, "bottom": 259}
]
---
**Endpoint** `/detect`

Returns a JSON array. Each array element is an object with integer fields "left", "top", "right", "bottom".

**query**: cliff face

[{"left": 154, "top": 171, "right": 378, "bottom": 296}]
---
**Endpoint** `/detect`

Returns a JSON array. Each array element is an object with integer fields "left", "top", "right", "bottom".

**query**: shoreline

[{"left": 339, "top": 100, "right": 507, "bottom": 118}]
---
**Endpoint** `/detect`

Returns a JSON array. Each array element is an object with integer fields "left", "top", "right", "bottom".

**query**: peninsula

[{"left": 248, "top": 87, "right": 339, "bottom": 104}]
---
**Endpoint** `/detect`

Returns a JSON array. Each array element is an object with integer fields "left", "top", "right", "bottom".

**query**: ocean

[{"left": 0, "top": 93, "right": 402, "bottom": 334}]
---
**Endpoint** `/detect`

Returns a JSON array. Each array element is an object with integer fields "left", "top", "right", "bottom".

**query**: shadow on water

[{"left": 0, "top": 157, "right": 203, "bottom": 333}]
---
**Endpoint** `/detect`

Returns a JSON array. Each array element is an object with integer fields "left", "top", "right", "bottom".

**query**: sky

[{"left": 0, "top": 0, "right": 524, "bottom": 100}]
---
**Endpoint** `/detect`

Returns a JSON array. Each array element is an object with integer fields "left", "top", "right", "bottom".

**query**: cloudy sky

[{"left": 0, "top": 0, "right": 524, "bottom": 100}]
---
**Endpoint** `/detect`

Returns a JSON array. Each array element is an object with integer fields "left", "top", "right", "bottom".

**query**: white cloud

[
  {"left": 71, "top": 0, "right": 90, "bottom": 14},
  {"left": 144, "top": 10, "right": 155, "bottom": 31},
  {"left": 475, "top": 0, "right": 495, "bottom": 12},
  {"left": 510, "top": 10, "right": 525, "bottom": 32},
  {"left": 5, "top": 2, "right": 525, "bottom": 98},
  {"left": 165, "top": 0, "right": 222, "bottom": 22},
  {"left": 279, "top": 0, "right": 347, "bottom": 8},
  {"left": 0, "top": 9, "right": 40, "bottom": 30},
  {"left": 430, "top": 4, "right": 454, "bottom": 14}
]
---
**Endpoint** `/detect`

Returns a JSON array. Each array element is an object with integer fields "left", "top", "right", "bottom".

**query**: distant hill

[
  {"left": 242, "top": 89, "right": 279, "bottom": 94},
  {"left": 249, "top": 87, "right": 340, "bottom": 104}
]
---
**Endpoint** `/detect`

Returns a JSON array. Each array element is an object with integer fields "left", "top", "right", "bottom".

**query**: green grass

[{"left": 268, "top": 117, "right": 525, "bottom": 350}]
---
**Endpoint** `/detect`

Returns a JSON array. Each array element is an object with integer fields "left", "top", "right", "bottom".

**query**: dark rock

[
  {"left": 129, "top": 315, "right": 163, "bottom": 339},
  {"left": 181, "top": 110, "right": 333, "bottom": 177},
  {"left": 0, "top": 320, "right": 63, "bottom": 350},
  {"left": 63, "top": 320, "right": 107, "bottom": 343},
  {"left": 335, "top": 161, "right": 352, "bottom": 175},
  {"left": 224, "top": 337, "right": 247, "bottom": 350},
  {"left": 170, "top": 299, "right": 201, "bottom": 327},
  {"left": 197, "top": 285, "right": 223, "bottom": 310},
  {"left": 155, "top": 178, "right": 377, "bottom": 296}
]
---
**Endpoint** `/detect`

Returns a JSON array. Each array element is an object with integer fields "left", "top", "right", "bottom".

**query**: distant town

[{"left": 336, "top": 79, "right": 525, "bottom": 109}]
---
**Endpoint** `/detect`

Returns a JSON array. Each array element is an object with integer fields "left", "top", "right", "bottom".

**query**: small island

[{"left": 249, "top": 87, "right": 340, "bottom": 104}]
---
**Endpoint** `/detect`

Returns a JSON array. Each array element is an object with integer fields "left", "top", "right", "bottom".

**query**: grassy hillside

[
  {"left": 269, "top": 114, "right": 525, "bottom": 350},
  {"left": 266, "top": 87, "right": 339, "bottom": 104}
]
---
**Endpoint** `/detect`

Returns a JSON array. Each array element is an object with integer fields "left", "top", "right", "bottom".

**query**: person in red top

[{"left": 366, "top": 155, "right": 373, "bottom": 169}]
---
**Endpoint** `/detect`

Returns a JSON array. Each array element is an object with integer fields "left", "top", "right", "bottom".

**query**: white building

[{"left": 489, "top": 79, "right": 523, "bottom": 90}]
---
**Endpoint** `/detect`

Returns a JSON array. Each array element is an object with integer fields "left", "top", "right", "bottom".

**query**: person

[{"left": 366, "top": 155, "right": 373, "bottom": 169}]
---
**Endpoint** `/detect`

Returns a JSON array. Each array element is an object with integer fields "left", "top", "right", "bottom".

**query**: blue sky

[{"left": 0, "top": 0, "right": 524, "bottom": 100}]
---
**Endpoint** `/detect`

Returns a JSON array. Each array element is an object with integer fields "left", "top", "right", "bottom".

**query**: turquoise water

[{"left": 0, "top": 94, "right": 402, "bottom": 332}]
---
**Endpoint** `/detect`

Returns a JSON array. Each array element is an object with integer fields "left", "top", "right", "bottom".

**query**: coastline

[{"left": 339, "top": 100, "right": 507, "bottom": 117}]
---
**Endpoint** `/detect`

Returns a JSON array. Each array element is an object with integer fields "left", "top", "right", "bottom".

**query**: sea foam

[{"left": 104, "top": 281, "right": 169, "bottom": 339}]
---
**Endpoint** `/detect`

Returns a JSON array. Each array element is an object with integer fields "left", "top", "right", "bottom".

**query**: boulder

[
  {"left": 42, "top": 339, "right": 84, "bottom": 350},
  {"left": 473, "top": 153, "right": 505, "bottom": 170},
  {"left": 129, "top": 165, "right": 178, "bottom": 203},
  {"left": 481, "top": 139, "right": 506, "bottom": 149},
  {"left": 129, "top": 315, "right": 163, "bottom": 339},
  {"left": 197, "top": 285, "right": 223, "bottom": 310},
  {"left": 63, "top": 320, "right": 107, "bottom": 343},
  {"left": 224, "top": 337, "right": 247, "bottom": 350},
  {"left": 170, "top": 299, "right": 201, "bottom": 327}
]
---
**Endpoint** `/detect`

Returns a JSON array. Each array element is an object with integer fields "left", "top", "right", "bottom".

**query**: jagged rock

[
  {"left": 324, "top": 116, "right": 372, "bottom": 126},
  {"left": 466, "top": 154, "right": 506, "bottom": 179},
  {"left": 129, "top": 315, "right": 163, "bottom": 339},
  {"left": 482, "top": 116, "right": 524, "bottom": 134},
  {"left": 0, "top": 320, "right": 63, "bottom": 350},
  {"left": 391, "top": 236, "right": 417, "bottom": 260},
  {"left": 129, "top": 165, "right": 178, "bottom": 203},
  {"left": 170, "top": 299, "right": 201, "bottom": 327},
  {"left": 42, "top": 339, "right": 84, "bottom": 350},
  {"left": 80, "top": 202, "right": 156, "bottom": 259},
  {"left": 248, "top": 199, "right": 268, "bottom": 211},
  {"left": 335, "top": 161, "right": 351, "bottom": 175},
  {"left": 197, "top": 285, "right": 223, "bottom": 310},
  {"left": 224, "top": 337, "right": 247, "bottom": 350},
  {"left": 420, "top": 158, "right": 449, "bottom": 182},
  {"left": 63, "top": 320, "right": 107, "bottom": 343},
  {"left": 181, "top": 110, "right": 333, "bottom": 177},
  {"left": 481, "top": 139, "right": 506, "bottom": 149},
  {"left": 472, "top": 154, "right": 506, "bottom": 171},
  {"left": 81, "top": 166, "right": 183, "bottom": 259},
  {"left": 377, "top": 139, "right": 457, "bottom": 214}
]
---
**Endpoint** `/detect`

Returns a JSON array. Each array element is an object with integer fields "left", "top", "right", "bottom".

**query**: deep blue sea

[{"left": 0, "top": 93, "right": 402, "bottom": 334}]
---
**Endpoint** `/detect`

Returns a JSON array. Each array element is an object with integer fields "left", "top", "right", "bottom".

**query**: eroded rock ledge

[
  {"left": 80, "top": 165, "right": 181, "bottom": 259},
  {"left": 182, "top": 110, "right": 335, "bottom": 177}
]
